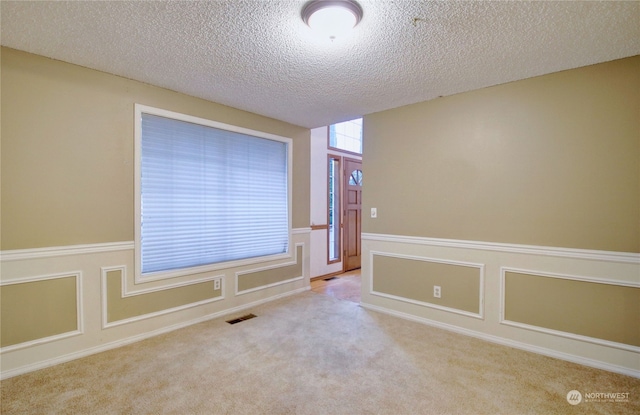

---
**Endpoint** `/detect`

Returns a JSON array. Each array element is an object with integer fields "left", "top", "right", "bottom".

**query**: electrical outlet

[
  {"left": 371, "top": 207, "right": 377, "bottom": 218},
  {"left": 214, "top": 278, "right": 221, "bottom": 291},
  {"left": 433, "top": 285, "right": 441, "bottom": 298}
]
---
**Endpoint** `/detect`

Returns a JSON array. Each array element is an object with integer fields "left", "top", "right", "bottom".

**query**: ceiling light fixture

[{"left": 302, "top": 0, "right": 363, "bottom": 40}]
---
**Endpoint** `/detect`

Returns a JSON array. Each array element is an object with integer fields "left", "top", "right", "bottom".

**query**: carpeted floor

[
  {"left": 310, "top": 270, "right": 361, "bottom": 303},
  {"left": 1, "top": 291, "right": 638, "bottom": 414}
]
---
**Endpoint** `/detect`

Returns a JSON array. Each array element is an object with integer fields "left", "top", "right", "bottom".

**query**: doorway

[{"left": 343, "top": 158, "right": 362, "bottom": 271}]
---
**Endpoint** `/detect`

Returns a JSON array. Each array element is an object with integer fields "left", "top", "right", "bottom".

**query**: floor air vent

[
  {"left": 226, "top": 314, "right": 257, "bottom": 325},
  {"left": 323, "top": 277, "right": 338, "bottom": 281}
]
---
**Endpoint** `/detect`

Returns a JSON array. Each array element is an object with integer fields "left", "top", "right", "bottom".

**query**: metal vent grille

[
  {"left": 323, "top": 277, "right": 338, "bottom": 281},
  {"left": 226, "top": 314, "right": 257, "bottom": 325}
]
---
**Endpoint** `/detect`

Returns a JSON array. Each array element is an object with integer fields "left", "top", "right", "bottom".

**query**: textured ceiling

[{"left": 2, "top": 1, "right": 639, "bottom": 129}]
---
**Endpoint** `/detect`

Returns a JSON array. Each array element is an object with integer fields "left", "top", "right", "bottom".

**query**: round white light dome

[{"left": 302, "top": 1, "right": 363, "bottom": 40}]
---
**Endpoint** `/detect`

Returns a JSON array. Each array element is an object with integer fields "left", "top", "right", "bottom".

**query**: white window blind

[{"left": 140, "top": 113, "right": 289, "bottom": 275}]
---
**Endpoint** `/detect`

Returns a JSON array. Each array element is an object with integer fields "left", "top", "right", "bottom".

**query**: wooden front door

[{"left": 343, "top": 158, "right": 362, "bottom": 271}]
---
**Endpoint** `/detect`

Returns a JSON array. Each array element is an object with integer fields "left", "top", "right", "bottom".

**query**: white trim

[
  {"left": 501, "top": 266, "right": 640, "bottom": 289},
  {"left": 369, "top": 291, "right": 483, "bottom": 320},
  {"left": 135, "top": 104, "right": 294, "bottom": 143},
  {"left": 0, "top": 228, "right": 309, "bottom": 266},
  {"left": 0, "top": 286, "right": 309, "bottom": 381},
  {"left": 499, "top": 267, "right": 640, "bottom": 353},
  {"left": 134, "top": 252, "right": 291, "bottom": 283},
  {"left": 369, "top": 251, "right": 484, "bottom": 319},
  {"left": 235, "top": 243, "right": 304, "bottom": 296},
  {"left": 360, "top": 302, "right": 640, "bottom": 379},
  {"left": 0, "top": 272, "right": 84, "bottom": 353},
  {"left": 134, "top": 103, "right": 294, "bottom": 283},
  {"left": 362, "top": 233, "right": 640, "bottom": 264},
  {"left": 501, "top": 320, "right": 640, "bottom": 354},
  {"left": 101, "top": 266, "right": 224, "bottom": 329},
  {"left": 0, "top": 242, "right": 134, "bottom": 262},
  {"left": 236, "top": 276, "right": 304, "bottom": 297},
  {"left": 122, "top": 273, "right": 225, "bottom": 297},
  {"left": 125, "top": 272, "right": 225, "bottom": 297}
]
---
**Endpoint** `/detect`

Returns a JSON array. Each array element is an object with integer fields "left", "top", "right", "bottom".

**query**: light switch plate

[{"left": 371, "top": 207, "right": 377, "bottom": 218}]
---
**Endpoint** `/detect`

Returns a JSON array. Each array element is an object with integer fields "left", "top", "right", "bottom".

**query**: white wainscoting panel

[{"left": 361, "top": 233, "right": 640, "bottom": 378}]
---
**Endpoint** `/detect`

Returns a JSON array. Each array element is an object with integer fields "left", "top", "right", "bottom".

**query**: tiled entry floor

[{"left": 310, "top": 269, "right": 361, "bottom": 303}]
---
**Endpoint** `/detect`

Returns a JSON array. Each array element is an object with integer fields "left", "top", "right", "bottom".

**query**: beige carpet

[
  {"left": 2, "top": 291, "right": 638, "bottom": 414},
  {"left": 310, "top": 271, "right": 361, "bottom": 303}
]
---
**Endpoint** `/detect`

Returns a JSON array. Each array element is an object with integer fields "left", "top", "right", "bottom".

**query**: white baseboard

[
  {"left": 359, "top": 302, "right": 640, "bottom": 379},
  {"left": 0, "top": 286, "right": 309, "bottom": 380}
]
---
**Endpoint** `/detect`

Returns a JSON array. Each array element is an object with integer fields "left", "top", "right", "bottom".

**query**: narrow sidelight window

[{"left": 328, "top": 156, "right": 341, "bottom": 263}]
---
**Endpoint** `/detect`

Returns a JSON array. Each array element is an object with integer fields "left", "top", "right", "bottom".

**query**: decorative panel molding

[
  {"left": 361, "top": 232, "right": 640, "bottom": 378},
  {"left": 101, "top": 266, "right": 224, "bottom": 328},
  {"left": 236, "top": 244, "right": 304, "bottom": 295},
  {"left": 0, "top": 272, "right": 83, "bottom": 352},
  {"left": 370, "top": 251, "right": 484, "bottom": 319},
  {"left": 360, "top": 302, "right": 640, "bottom": 379},
  {"left": 501, "top": 267, "right": 640, "bottom": 353}
]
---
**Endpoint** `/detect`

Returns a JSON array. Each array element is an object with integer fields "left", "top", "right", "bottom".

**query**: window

[
  {"left": 328, "top": 118, "right": 363, "bottom": 154},
  {"left": 327, "top": 156, "right": 341, "bottom": 263},
  {"left": 135, "top": 105, "right": 291, "bottom": 279},
  {"left": 348, "top": 169, "right": 362, "bottom": 186}
]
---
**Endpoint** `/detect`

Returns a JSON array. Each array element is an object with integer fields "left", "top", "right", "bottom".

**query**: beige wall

[
  {"left": 363, "top": 56, "right": 640, "bottom": 253},
  {"left": 372, "top": 255, "right": 481, "bottom": 315},
  {"left": 106, "top": 270, "right": 221, "bottom": 324},
  {"left": 1, "top": 276, "right": 78, "bottom": 347},
  {"left": 505, "top": 271, "right": 640, "bottom": 347},
  {"left": 237, "top": 245, "right": 303, "bottom": 293},
  {"left": 0, "top": 47, "right": 312, "bottom": 379},
  {"left": 1, "top": 47, "right": 310, "bottom": 250},
  {"left": 361, "top": 56, "right": 640, "bottom": 376}
]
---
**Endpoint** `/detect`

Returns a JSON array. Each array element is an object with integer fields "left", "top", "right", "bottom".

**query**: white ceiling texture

[{"left": 2, "top": 1, "right": 639, "bottom": 129}]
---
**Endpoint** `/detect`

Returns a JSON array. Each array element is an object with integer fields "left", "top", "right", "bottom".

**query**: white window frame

[
  {"left": 134, "top": 104, "right": 293, "bottom": 283},
  {"left": 328, "top": 118, "right": 363, "bottom": 155}
]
